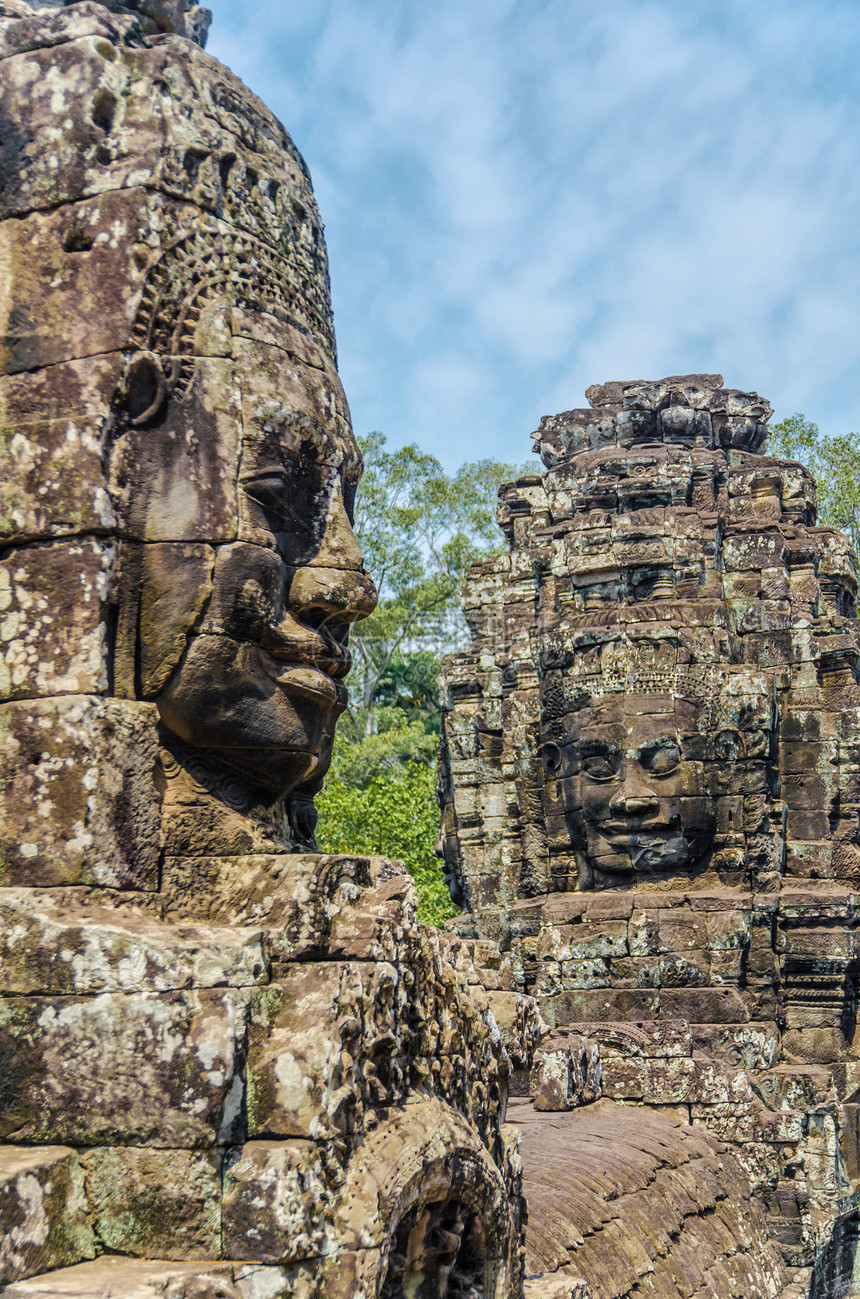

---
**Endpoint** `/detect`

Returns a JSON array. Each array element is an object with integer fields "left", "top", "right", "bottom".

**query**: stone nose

[
  {"left": 289, "top": 563, "right": 377, "bottom": 626},
  {"left": 314, "top": 478, "right": 368, "bottom": 574}
]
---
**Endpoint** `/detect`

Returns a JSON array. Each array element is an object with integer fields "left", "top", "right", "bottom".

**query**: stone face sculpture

[
  {"left": 0, "top": 5, "right": 527, "bottom": 1295},
  {"left": 441, "top": 374, "right": 860, "bottom": 1295},
  {"left": 0, "top": 0, "right": 376, "bottom": 864}
]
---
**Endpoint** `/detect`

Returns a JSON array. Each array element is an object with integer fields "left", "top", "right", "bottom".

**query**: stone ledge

[{"left": 0, "top": 1259, "right": 290, "bottom": 1299}]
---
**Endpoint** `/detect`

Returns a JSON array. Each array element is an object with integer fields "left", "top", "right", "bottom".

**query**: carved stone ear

[
  {"left": 123, "top": 351, "right": 167, "bottom": 426},
  {"left": 542, "top": 742, "right": 563, "bottom": 776},
  {"left": 714, "top": 729, "right": 745, "bottom": 762}
]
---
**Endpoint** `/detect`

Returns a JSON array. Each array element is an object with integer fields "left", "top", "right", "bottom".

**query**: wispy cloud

[{"left": 209, "top": 0, "right": 860, "bottom": 468}]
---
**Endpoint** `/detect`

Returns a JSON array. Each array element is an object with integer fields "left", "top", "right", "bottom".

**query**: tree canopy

[
  {"left": 769, "top": 414, "right": 860, "bottom": 551},
  {"left": 315, "top": 433, "right": 526, "bottom": 923}
]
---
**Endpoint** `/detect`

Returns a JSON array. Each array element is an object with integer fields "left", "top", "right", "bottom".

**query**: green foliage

[
  {"left": 348, "top": 433, "right": 526, "bottom": 726},
  {"left": 316, "top": 433, "right": 526, "bottom": 924},
  {"left": 373, "top": 650, "right": 441, "bottom": 733},
  {"left": 769, "top": 414, "right": 860, "bottom": 551},
  {"left": 316, "top": 761, "right": 457, "bottom": 927},
  {"left": 326, "top": 718, "right": 437, "bottom": 787}
]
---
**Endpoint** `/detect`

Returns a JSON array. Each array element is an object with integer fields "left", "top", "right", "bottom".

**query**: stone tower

[
  {"left": 0, "top": 3, "right": 527, "bottom": 1295},
  {"left": 441, "top": 375, "right": 860, "bottom": 1294}
]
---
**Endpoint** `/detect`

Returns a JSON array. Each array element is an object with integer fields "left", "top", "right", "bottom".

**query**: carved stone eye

[
  {"left": 242, "top": 471, "right": 288, "bottom": 509},
  {"left": 642, "top": 742, "right": 681, "bottom": 776},
  {"left": 582, "top": 751, "right": 620, "bottom": 781}
]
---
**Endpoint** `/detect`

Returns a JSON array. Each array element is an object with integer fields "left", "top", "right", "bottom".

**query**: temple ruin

[
  {"left": 0, "top": 3, "right": 526, "bottom": 1295},
  {"left": 441, "top": 374, "right": 860, "bottom": 1296},
  {"left": 1, "top": 2, "right": 859, "bottom": 1297}
]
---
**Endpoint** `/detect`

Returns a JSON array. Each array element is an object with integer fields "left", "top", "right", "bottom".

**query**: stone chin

[{"left": 154, "top": 634, "right": 348, "bottom": 797}]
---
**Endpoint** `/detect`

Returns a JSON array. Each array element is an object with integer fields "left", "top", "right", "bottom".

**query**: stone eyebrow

[
  {"left": 637, "top": 735, "right": 679, "bottom": 750},
  {"left": 579, "top": 739, "right": 620, "bottom": 755}
]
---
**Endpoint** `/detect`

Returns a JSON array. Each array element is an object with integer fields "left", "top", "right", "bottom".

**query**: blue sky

[{"left": 208, "top": 0, "right": 860, "bottom": 472}]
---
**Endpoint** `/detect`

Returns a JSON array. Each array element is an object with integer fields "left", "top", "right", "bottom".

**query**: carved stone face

[
  {"left": 543, "top": 694, "right": 715, "bottom": 882},
  {"left": 111, "top": 308, "right": 376, "bottom": 799}
]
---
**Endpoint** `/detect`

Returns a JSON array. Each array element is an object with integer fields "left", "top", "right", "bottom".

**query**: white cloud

[{"left": 208, "top": 0, "right": 860, "bottom": 466}]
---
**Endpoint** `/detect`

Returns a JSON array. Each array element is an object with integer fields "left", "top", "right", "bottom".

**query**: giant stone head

[{"left": 0, "top": 3, "right": 376, "bottom": 879}]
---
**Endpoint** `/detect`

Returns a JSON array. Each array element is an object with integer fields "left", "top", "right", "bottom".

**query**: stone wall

[{"left": 0, "top": 854, "right": 527, "bottom": 1296}]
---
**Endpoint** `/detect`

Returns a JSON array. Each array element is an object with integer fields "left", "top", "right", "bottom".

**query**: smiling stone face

[
  {"left": 543, "top": 694, "right": 715, "bottom": 884},
  {"left": 0, "top": 0, "right": 382, "bottom": 865},
  {"left": 110, "top": 303, "right": 377, "bottom": 801}
]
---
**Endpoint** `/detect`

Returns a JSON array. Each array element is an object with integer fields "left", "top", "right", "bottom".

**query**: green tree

[
  {"left": 330, "top": 433, "right": 525, "bottom": 781},
  {"left": 316, "top": 434, "right": 525, "bottom": 923},
  {"left": 346, "top": 434, "right": 523, "bottom": 739},
  {"left": 769, "top": 414, "right": 860, "bottom": 550},
  {"left": 318, "top": 763, "right": 454, "bottom": 927}
]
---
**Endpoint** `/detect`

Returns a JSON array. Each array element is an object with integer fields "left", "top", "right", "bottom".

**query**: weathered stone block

[
  {"left": 485, "top": 989, "right": 545, "bottom": 1071},
  {"left": 751, "top": 1065, "right": 837, "bottom": 1113},
  {"left": 0, "top": 539, "right": 112, "bottom": 701},
  {"left": 658, "top": 987, "right": 749, "bottom": 1023},
  {"left": 690, "top": 1022, "right": 779, "bottom": 1071},
  {"left": 0, "top": 187, "right": 154, "bottom": 370},
  {"left": 222, "top": 1140, "right": 332, "bottom": 1263},
  {"left": 0, "top": 697, "right": 162, "bottom": 889},
  {"left": 531, "top": 1035, "right": 601, "bottom": 1111},
  {"left": 0, "top": 988, "right": 247, "bottom": 1145},
  {"left": 690, "top": 1102, "right": 803, "bottom": 1144},
  {"left": 627, "top": 909, "right": 659, "bottom": 956},
  {"left": 0, "top": 357, "right": 120, "bottom": 543},
  {"left": 0, "top": 1146, "right": 94, "bottom": 1284},
  {"left": 548, "top": 987, "right": 661, "bottom": 1025},
  {"left": 601, "top": 1057, "right": 752, "bottom": 1106},
  {"left": 781, "top": 1026, "right": 849, "bottom": 1065},
  {"left": 537, "top": 920, "right": 627, "bottom": 961},
  {"left": 564, "top": 1020, "right": 692, "bottom": 1058},
  {"left": 705, "top": 906, "right": 752, "bottom": 950},
  {"left": 161, "top": 852, "right": 403, "bottom": 955},
  {"left": 82, "top": 1147, "right": 221, "bottom": 1260},
  {"left": 246, "top": 963, "right": 399, "bottom": 1140},
  {"left": 0, "top": 892, "right": 267, "bottom": 994}
]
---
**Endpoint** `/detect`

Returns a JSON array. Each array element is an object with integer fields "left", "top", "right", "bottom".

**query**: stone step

[{"left": 0, "top": 1259, "right": 290, "bottom": 1298}]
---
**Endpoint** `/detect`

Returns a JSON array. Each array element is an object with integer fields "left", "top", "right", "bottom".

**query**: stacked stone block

[
  {"left": 0, "top": 854, "right": 528, "bottom": 1296},
  {"left": 441, "top": 374, "right": 860, "bottom": 1292},
  {"left": 0, "top": 3, "right": 528, "bottom": 1295}
]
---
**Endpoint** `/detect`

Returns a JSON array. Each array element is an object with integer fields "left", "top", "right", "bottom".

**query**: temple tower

[{"left": 441, "top": 375, "right": 860, "bottom": 1292}]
